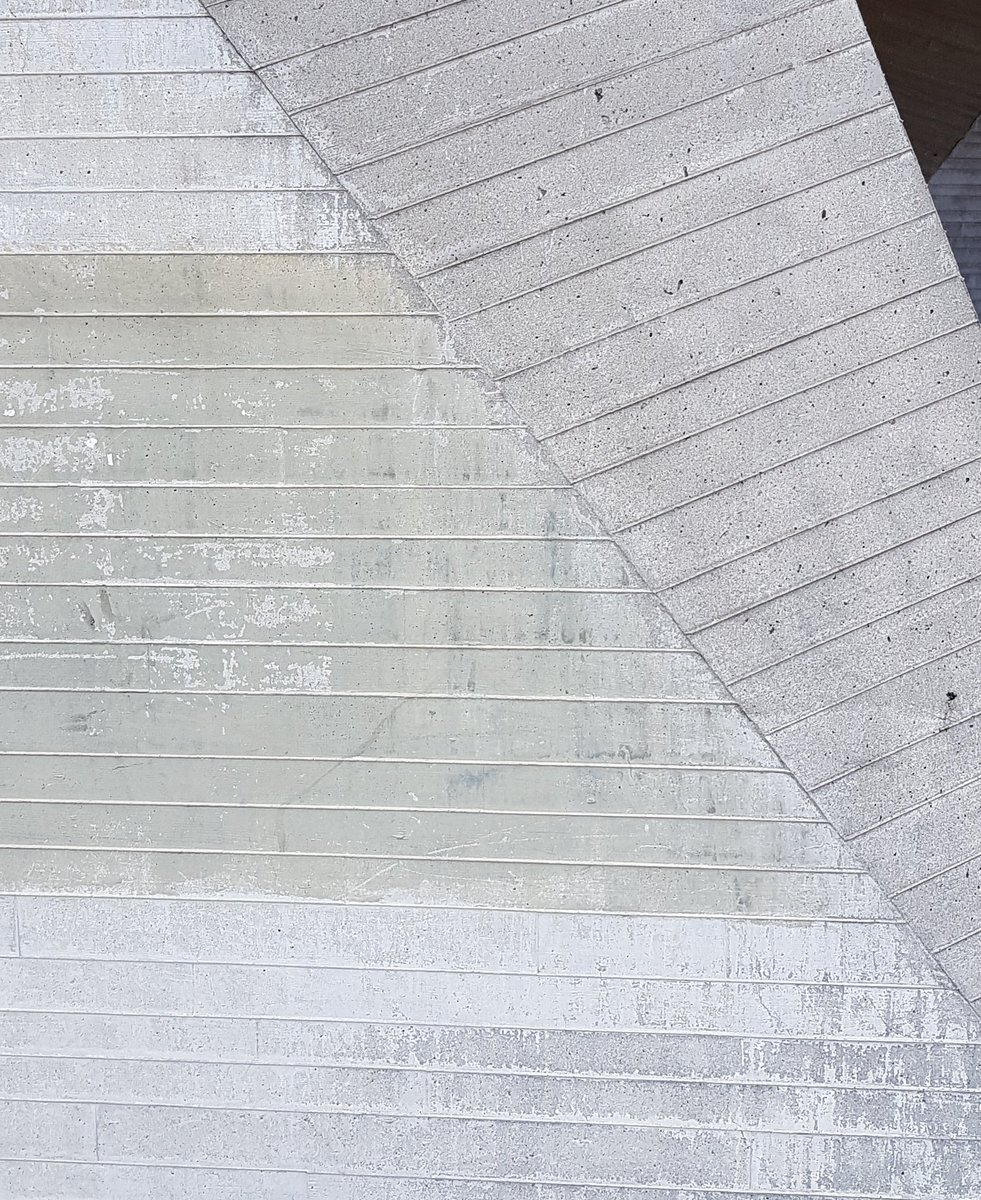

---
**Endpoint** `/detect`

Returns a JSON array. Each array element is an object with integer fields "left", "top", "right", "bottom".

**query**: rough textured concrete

[
  {"left": 206, "top": 0, "right": 981, "bottom": 1003},
  {"left": 1, "top": 4, "right": 980, "bottom": 1196}
]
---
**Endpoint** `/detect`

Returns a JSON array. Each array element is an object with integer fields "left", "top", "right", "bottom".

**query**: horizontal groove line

[
  {"left": 0, "top": 800, "right": 816, "bottom": 823},
  {"left": 0, "top": 1091, "right": 963, "bottom": 1140},
  {"left": 0, "top": 483, "right": 563, "bottom": 491},
  {"left": 0, "top": 585, "right": 638, "bottom": 594},
  {"left": 370, "top": 39, "right": 868, "bottom": 221},
  {"left": 1, "top": 955, "right": 929, "bottom": 988},
  {"left": 613, "top": 373, "right": 981, "bottom": 535},
  {"left": 454, "top": 146, "right": 911, "bottom": 322},
  {"left": 0, "top": 70, "right": 253, "bottom": 78},
  {"left": 0, "top": 641, "right": 686, "bottom": 651},
  {"left": 0, "top": 535, "right": 606, "bottom": 542},
  {"left": 0, "top": 188, "right": 342, "bottom": 196},
  {"left": 0, "top": 1048, "right": 973, "bottom": 1095},
  {"left": 0, "top": 312, "right": 433, "bottom": 318},
  {"left": 0, "top": 751, "right": 789, "bottom": 773},
  {"left": 0, "top": 12, "right": 208, "bottom": 19},
  {"left": 275, "top": 0, "right": 634, "bottom": 95},
  {"left": 0, "top": 1155, "right": 957, "bottom": 1194},
  {"left": 0, "top": 845, "right": 856, "bottom": 873},
  {"left": 0, "top": 688, "right": 727, "bottom": 704},
  {"left": 0, "top": 425, "right": 516, "bottom": 431},
  {"left": 653, "top": 448, "right": 981, "bottom": 597},
  {"left": 765, "top": 630, "right": 981, "bottom": 736},
  {"left": 701, "top": 504, "right": 981, "bottom": 654},
  {"left": 541, "top": 275, "right": 957, "bottom": 441},
  {"left": 3, "top": 1007, "right": 973, "bottom": 1047},
  {"left": 0, "top": 133, "right": 303, "bottom": 141},
  {"left": 0, "top": 363, "right": 480, "bottom": 370},
  {"left": 844, "top": 771, "right": 981, "bottom": 842},
  {"left": 336, "top": 0, "right": 840, "bottom": 175},
  {"left": 417, "top": 103, "right": 895, "bottom": 282},
  {"left": 497, "top": 213, "right": 935, "bottom": 384},
  {"left": 812, "top": 702, "right": 981, "bottom": 791},
  {"left": 573, "top": 319, "right": 973, "bottom": 484}
]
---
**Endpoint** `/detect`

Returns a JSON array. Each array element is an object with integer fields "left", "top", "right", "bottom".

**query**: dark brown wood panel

[{"left": 856, "top": 0, "right": 981, "bottom": 176}]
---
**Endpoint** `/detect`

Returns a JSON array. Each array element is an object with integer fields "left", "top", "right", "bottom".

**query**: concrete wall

[
  {"left": 206, "top": 0, "right": 981, "bottom": 1006},
  {"left": 1, "top": 1, "right": 980, "bottom": 1194}
]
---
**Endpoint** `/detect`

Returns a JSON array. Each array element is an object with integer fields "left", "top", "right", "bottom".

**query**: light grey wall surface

[
  {"left": 2, "top": 2, "right": 981, "bottom": 1195},
  {"left": 204, "top": 0, "right": 981, "bottom": 1001}
]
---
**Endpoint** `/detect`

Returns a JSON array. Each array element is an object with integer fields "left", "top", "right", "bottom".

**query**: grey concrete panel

[
  {"left": 0, "top": 1162, "right": 307, "bottom": 1200},
  {"left": 0, "top": 690, "right": 770, "bottom": 767},
  {"left": 0, "top": 754, "right": 807, "bottom": 818},
  {"left": 0, "top": 253, "right": 424, "bottom": 315},
  {"left": 0, "top": 314, "right": 451, "bottom": 368},
  {"left": 346, "top": 0, "right": 870, "bottom": 219},
  {"left": 546, "top": 279, "right": 974, "bottom": 481},
  {"left": 0, "top": 897, "right": 17, "bottom": 954},
  {"left": 509, "top": 218, "right": 953, "bottom": 439},
  {"left": 13, "top": 896, "right": 939, "bottom": 982},
  {"left": 0, "top": 16, "right": 244, "bottom": 71},
  {"left": 1, "top": 953, "right": 969, "bottom": 1038},
  {"left": 0, "top": 192, "right": 377, "bottom": 252},
  {"left": 0, "top": 428, "right": 558, "bottom": 485},
  {"left": 0, "top": 584, "right": 679, "bottom": 646},
  {"left": 0, "top": 367, "right": 503, "bottom": 427},
  {"left": 452, "top": 156, "right": 928, "bottom": 378},
  {"left": 0, "top": 135, "right": 333, "bottom": 191},
  {"left": 210, "top": 0, "right": 467, "bottom": 66},
  {"left": 0, "top": 535, "right": 634, "bottom": 588},
  {"left": 0, "top": 643, "right": 710, "bottom": 698},
  {"left": 0, "top": 849, "right": 887, "bottom": 917},
  {"left": 295, "top": 0, "right": 820, "bottom": 169},
  {"left": 267, "top": 0, "right": 617, "bottom": 115},
  {"left": 0, "top": 1101, "right": 96, "bottom": 1163},
  {"left": 0, "top": 485, "right": 595, "bottom": 537},
  {"left": 0, "top": 73, "right": 295, "bottom": 136},
  {"left": 0, "top": 800, "right": 847, "bottom": 868},
  {"left": 375, "top": 44, "right": 887, "bottom": 272}
]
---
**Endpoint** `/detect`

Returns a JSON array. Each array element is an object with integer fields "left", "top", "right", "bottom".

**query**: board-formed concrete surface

[
  {"left": 205, "top": 0, "right": 981, "bottom": 1003},
  {"left": 2, "top": 2, "right": 981, "bottom": 1195}
]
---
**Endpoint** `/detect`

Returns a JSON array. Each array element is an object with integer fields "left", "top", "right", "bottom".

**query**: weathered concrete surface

[
  {"left": 206, "top": 0, "right": 981, "bottom": 1004},
  {"left": 0, "top": 4, "right": 980, "bottom": 1196}
]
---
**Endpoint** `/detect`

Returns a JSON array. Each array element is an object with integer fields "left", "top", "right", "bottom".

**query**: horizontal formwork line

[
  {"left": 0, "top": 312, "right": 436, "bottom": 319},
  {"left": 0, "top": 12, "right": 209, "bottom": 19},
  {"left": 0, "top": 1158, "right": 954, "bottom": 1199},
  {"left": 696, "top": 501, "right": 981, "bottom": 651},
  {"left": 366, "top": 35, "right": 867, "bottom": 221},
  {"left": 455, "top": 147, "right": 913, "bottom": 322},
  {"left": 0, "top": 534, "right": 604, "bottom": 542},
  {"left": 612, "top": 375, "right": 981, "bottom": 535},
  {"left": 4, "top": 1048, "right": 974, "bottom": 1096},
  {"left": 765, "top": 631, "right": 981, "bottom": 736},
  {"left": 0, "top": 751, "right": 788, "bottom": 772},
  {"left": 650, "top": 449, "right": 981, "bottom": 597},
  {"left": 0, "top": 249, "right": 393, "bottom": 257},
  {"left": 0, "top": 70, "right": 252, "bottom": 78},
  {"left": 0, "top": 425, "right": 518, "bottom": 431},
  {"left": 541, "top": 275, "right": 959, "bottom": 441},
  {"left": 0, "top": 584, "right": 642, "bottom": 595},
  {"left": 0, "top": 954, "right": 930, "bottom": 989},
  {"left": 0, "top": 800, "right": 818, "bottom": 823},
  {"left": 812, "top": 702, "right": 981, "bottom": 792},
  {"left": 497, "top": 213, "right": 936, "bottom": 384},
  {"left": 0, "top": 188, "right": 344, "bottom": 196},
  {"left": 0, "top": 362, "right": 480, "bottom": 370},
  {"left": 0, "top": 688, "right": 727, "bottom": 704},
  {"left": 335, "top": 0, "right": 842, "bottom": 174},
  {"left": 417, "top": 103, "right": 896, "bottom": 283},
  {"left": 0, "top": 1091, "right": 968, "bottom": 1141},
  {"left": 0, "top": 844, "right": 851, "bottom": 873},
  {"left": 266, "top": 0, "right": 632, "bottom": 81},
  {"left": 573, "top": 322, "right": 975, "bottom": 484},
  {"left": 3, "top": 1005, "right": 973, "bottom": 1047},
  {"left": 0, "top": 133, "right": 303, "bottom": 141},
  {"left": 0, "top": 640, "right": 685, "bottom": 651},
  {"left": 0, "top": 482, "right": 563, "bottom": 491}
]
